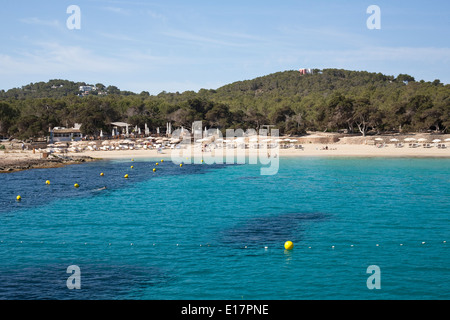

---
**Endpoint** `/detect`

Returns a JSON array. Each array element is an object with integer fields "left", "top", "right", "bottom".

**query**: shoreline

[
  {"left": 2, "top": 142, "right": 449, "bottom": 173},
  {"left": 73, "top": 142, "right": 450, "bottom": 160},
  {"left": 0, "top": 153, "right": 97, "bottom": 173}
]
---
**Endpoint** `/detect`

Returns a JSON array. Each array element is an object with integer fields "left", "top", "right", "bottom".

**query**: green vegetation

[{"left": 0, "top": 69, "right": 449, "bottom": 140}]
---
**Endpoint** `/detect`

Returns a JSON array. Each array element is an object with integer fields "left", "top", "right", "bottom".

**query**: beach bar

[{"left": 50, "top": 124, "right": 82, "bottom": 143}]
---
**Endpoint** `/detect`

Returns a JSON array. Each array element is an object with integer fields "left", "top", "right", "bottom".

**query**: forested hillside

[{"left": 0, "top": 69, "right": 449, "bottom": 139}]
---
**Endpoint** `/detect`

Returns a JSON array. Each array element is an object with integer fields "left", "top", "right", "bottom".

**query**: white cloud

[
  {"left": 160, "top": 28, "right": 265, "bottom": 49},
  {"left": 102, "top": 6, "right": 131, "bottom": 15},
  {"left": 321, "top": 46, "right": 450, "bottom": 64},
  {"left": 19, "top": 17, "right": 60, "bottom": 28},
  {"left": 97, "top": 32, "right": 139, "bottom": 42},
  {"left": 0, "top": 42, "right": 136, "bottom": 77},
  {"left": 147, "top": 10, "right": 166, "bottom": 21},
  {"left": 0, "top": 41, "right": 200, "bottom": 91}
]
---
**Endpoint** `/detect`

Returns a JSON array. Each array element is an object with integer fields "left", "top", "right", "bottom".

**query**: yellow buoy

[
  {"left": 156, "top": 163, "right": 159, "bottom": 166},
  {"left": 100, "top": 172, "right": 104, "bottom": 176},
  {"left": 153, "top": 168, "right": 156, "bottom": 172},
  {"left": 131, "top": 165, "right": 134, "bottom": 169},
  {"left": 45, "top": 180, "right": 51, "bottom": 185},
  {"left": 284, "top": 241, "right": 294, "bottom": 250},
  {"left": 131, "top": 159, "right": 134, "bottom": 161},
  {"left": 74, "top": 183, "right": 80, "bottom": 188},
  {"left": 124, "top": 174, "right": 129, "bottom": 179},
  {"left": 16, "top": 195, "right": 21, "bottom": 201},
  {"left": 180, "top": 164, "right": 183, "bottom": 167},
  {"left": 161, "top": 159, "right": 164, "bottom": 163}
]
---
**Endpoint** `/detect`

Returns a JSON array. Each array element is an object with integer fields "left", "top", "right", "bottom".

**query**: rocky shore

[{"left": 0, "top": 154, "right": 97, "bottom": 173}]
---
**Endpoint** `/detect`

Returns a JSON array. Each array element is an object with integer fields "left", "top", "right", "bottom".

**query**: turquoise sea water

[{"left": 0, "top": 157, "right": 448, "bottom": 300}]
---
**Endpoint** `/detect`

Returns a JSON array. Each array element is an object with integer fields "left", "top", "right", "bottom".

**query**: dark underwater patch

[
  {"left": 0, "top": 263, "right": 167, "bottom": 300},
  {"left": 217, "top": 212, "right": 327, "bottom": 248}
]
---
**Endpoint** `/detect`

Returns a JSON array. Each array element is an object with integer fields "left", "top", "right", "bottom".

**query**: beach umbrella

[
  {"left": 404, "top": 138, "right": 416, "bottom": 142},
  {"left": 374, "top": 138, "right": 384, "bottom": 141},
  {"left": 432, "top": 139, "right": 441, "bottom": 143},
  {"left": 445, "top": 138, "right": 450, "bottom": 142},
  {"left": 417, "top": 138, "right": 428, "bottom": 142},
  {"left": 390, "top": 138, "right": 399, "bottom": 142}
]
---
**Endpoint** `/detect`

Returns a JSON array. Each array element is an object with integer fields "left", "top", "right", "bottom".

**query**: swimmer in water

[{"left": 94, "top": 186, "right": 107, "bottom": 191}]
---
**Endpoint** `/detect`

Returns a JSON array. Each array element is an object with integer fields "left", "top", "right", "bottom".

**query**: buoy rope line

[
  {"left": 13, "top": 160, "right": 178, "bottom": 200},
  {"left": 0, "top": 240, "right": 446, "bottom": 250},
  {"left": 8, "top": 161, "right": 448, "bottom": 251}
]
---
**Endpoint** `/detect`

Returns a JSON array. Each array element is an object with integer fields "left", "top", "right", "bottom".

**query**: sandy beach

[
  {"left": 72, "top": 143, "right": 450, "bottom": 160},
  {"left": 63, "top": 132, "right": 450, "bottom": 160},
  {"left": 2, "top": 133, "right": 449, "bottom": 172}
]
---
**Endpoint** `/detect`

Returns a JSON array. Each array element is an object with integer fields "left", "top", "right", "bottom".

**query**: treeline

[{"left": 0, "top": 69, "right": 449, "bottom": 139}]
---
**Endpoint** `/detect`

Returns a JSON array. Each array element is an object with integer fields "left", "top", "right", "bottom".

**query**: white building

[
  {"left": 79, "top": 85, "right": 96, "bottom": 92},
  {"left": 51, "top": 123, "right": 83, "bottom": 142}
]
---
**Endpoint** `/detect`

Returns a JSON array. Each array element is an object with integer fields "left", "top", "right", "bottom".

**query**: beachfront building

[
  {"left": 50, "top": 123, "right": 82, "bottom": 143},
  {"left": 110, "top": 122, "right": 132, "bottom": 137}
]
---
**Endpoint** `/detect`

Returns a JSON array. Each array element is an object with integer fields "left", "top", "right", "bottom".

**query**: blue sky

[{"left": 0, "top": 0, "right": 449, "bottom": 93}]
